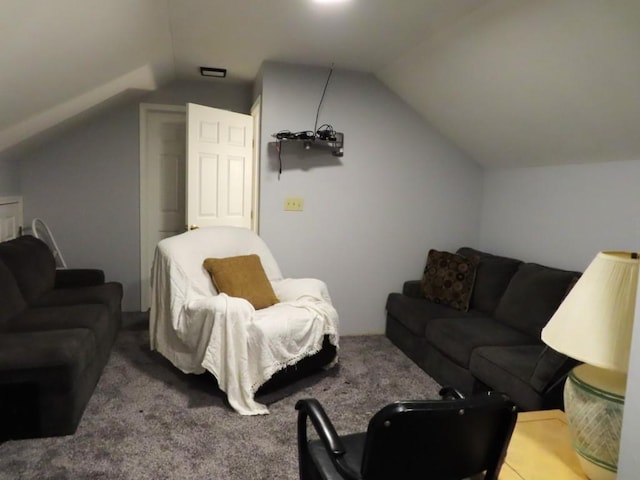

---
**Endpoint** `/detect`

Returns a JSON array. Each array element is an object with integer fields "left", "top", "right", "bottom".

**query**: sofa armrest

[
  {"left": 530, "top": 346, "right": 580, "bottom": 394},
  {"left": 55, "top": 269, "right": 105, "bottom": 288},
  {"left": 0, "top": 330, "right": 83, "bottom": 371},
  {"left": 402, "top": 280, "right": 423, "bottom": 298}
]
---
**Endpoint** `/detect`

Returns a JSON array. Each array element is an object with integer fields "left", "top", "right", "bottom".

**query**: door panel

[
  {"left": 187, "top": 103, "right": 253, "bottom": 229},
  {"left": 227, "top": 155, "right": 246, "bottom": 215}
]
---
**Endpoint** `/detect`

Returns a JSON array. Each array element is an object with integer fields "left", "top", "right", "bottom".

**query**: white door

[
  {"left": 186, "top": 103, "right": 254, "bottom": 229},
  {"left": 0, "top": 196, "right": 23, "bottom": 241}
]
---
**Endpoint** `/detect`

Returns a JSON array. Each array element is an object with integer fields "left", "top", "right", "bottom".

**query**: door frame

[
  {"left": 250, "top": 96, "right": 262, "bottom": 232},
  {"left": 139, "top": 103, "right": 187, "bottom": 311},
  {"left": 139, "top": 101, "right": 262, "bottom": 311},
  {"left": 0, "top": 195, "right": 23, "bottom": 240}
]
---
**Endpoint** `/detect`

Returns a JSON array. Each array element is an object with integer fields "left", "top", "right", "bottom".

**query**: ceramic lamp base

[{"left": 564, "top": 364, "right": 626, "bottom": 480}]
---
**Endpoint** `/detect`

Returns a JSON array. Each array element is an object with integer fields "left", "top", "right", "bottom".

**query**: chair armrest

[
  {"left": 402, "top": 280, "right": 423, "bottom": 298},
  {"left": 295, "top": 398, "right": 361, "bottom": 480},
  {"left": 296, "top": 398, "right": 346, "bottom": 455},
  {"left": 55, "top": 269, "right": 105, "bottom": 288},
  {"left": 439, "top": 386, "right": 465, "bottom": 400},
  {"left": 273, "top": 278, "right": 333, "bottom": 304}
]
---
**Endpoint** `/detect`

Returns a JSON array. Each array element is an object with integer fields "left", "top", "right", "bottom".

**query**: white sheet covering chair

[{"left": 149, "top": 226, "right": 339, "bottom": 415}]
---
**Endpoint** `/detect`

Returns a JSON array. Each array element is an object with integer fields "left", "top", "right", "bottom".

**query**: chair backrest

[
  {"left": 361, "top": 392, "right": 517, "bottom": 480},
  {"left": 155, "top": 226, "right": 283, "bottom": 298}
]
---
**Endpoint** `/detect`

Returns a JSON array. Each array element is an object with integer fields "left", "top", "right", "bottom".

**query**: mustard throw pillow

[{"left": 203, "top": 254, "right": 279, "bottom": 310}]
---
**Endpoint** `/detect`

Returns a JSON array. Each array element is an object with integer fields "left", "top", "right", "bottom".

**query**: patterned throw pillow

[
  {"left": 203, "top": 254, "right": 279, "bottom": 310},
  {"left": 421, "top": 249, "right": 478, "bottom": 312}
]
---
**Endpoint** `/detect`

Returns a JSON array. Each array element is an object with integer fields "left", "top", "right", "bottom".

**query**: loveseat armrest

[
  {"left": 530, "top": 346, "right": 580, "bottom": 395},
  {"left": 0, "top": 329, "right": 96, "bottom": 440},
  {"left": 55, "top": 269, "right": 105, "bottom": 288},
  {"left": 0, "top": 329, "right": 93, "bottom": 374},
  {"left": 402, "top": 280, "right": 423, "bottom": 298}
]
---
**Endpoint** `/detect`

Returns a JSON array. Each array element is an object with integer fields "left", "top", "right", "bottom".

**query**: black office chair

[{"left": 295, "top": 389, "right": 518, "bottom": 480}]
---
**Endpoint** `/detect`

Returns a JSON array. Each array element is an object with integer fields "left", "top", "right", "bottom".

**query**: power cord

[
  {"left": 314, "top": 64, "right": 334, "bottom": 134},
  {"left": 277, "top": 139, "right": 283, "bottom": 179},
  {"left": 316, "top": 123, "right": 336, "bottom": 141},
  {"left": 275, "top": 64, "right": 336, "bottom": 180}
]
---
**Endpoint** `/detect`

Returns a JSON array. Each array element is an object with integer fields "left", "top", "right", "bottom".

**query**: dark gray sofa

[
  {"left": 0, "top": 235, "right": 122, "bottom": 440},
  {"left": 385, "top": 247, "right": 580, "bottom": 411}
]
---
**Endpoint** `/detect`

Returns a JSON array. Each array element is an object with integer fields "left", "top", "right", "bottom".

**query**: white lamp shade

[{"left": 541, "top": 251, "right": 639, "bottom": 372}]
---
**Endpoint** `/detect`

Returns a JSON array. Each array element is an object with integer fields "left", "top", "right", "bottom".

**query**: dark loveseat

[
  {"left": 386, "top": 247, "right": 580, "bottom": 411},
  {"left": 0, "top": 235, "right": 122, "bottom": 440}
]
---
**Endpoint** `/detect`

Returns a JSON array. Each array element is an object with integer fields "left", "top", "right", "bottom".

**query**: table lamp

[{"left": 541, "top": 251, "right": 639, "bottom": 480}]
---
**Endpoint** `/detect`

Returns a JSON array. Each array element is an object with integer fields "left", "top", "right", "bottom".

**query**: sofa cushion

[
  {"left": 494, "top": 263, "right": 579, "bottom": 338},
  {"left": 469, "top": 345, "right": 544, "bottom": 411},
  {"left": 0, "top": 236, "right": 56, "bottom": 304},
  {"left": 456, "top": 248, "right": 522, "bottom": 314},
  {"left": 0, "top": 259, "right": 26, "bottom": 328},
  {"left": 421, "top": 249, "right": 478, "bottom": 312},
  {"left": 386, "top": 293, "right": 487, "bottom": 337},
  {"left": 425, "top": 317, "right": 535, "bottom": 367},
  {"left": 33, "top": 282, "right": 123, "bottom": 318}
]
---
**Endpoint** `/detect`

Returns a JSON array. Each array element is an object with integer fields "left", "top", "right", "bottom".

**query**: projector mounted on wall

[{"left": 272, "top": 125, "right": 344, "bottom": 157}]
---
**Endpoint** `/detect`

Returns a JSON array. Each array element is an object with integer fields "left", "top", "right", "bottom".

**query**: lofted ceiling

[{"left": 2, "top": 0, "right": 639, "bottom": 168}]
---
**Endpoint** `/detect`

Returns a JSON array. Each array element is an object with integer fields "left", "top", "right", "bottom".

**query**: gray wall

[
  {"left": 259, "top": 62, "right": 484, "bottom": 335},
  {"left": 17, "top": 79, "right": 252, "bottom": 310},
  {"left": 478, "top": 159, "right": 640, "bottom": 475},
  {"left": 620, "top": 282, "right": 640, "bottom": 477},
  {"left": 479, "top": 159, "right": 640, "bottom": 271},
  {"left": 7, "top": 65, "right": 484, "bottom": 334},
  {"left": 0, "top": 157, "right": 20, "bottom": 195}
]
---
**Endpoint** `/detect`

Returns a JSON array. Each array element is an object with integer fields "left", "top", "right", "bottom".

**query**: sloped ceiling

[
  {"left": 379, "top": 0, "right": 640, "bottom": 168},
  {"left": 0, "top": 0, "right": 175, "bottom": 151},
  {"left": 2, "top": 0, "right": 639, "bottom": 168}
]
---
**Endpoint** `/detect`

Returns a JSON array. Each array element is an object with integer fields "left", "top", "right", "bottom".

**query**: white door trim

[
  {"left": 139, "top": 103, "right": 186, "bottom": 311},
  {"left": 0, "top": 195, "right": 23, "bottom": 207},
  {"left": 251, "top": 96, "right": 261, "bottom": 233},
  {"left": 139, "top": 102, "right": 260, "bottom": 311},
  {"left": 0, "top": 195, "right": 23, "bottom": 240}
]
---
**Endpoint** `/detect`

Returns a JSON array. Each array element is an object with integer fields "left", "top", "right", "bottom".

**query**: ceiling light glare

[{"left": 313, "top": 0, "right": 350, "bottom": 4}]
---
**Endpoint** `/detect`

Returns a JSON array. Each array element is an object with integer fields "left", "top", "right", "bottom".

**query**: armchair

[
  {"left": 149, "top": 226, "right": 339, "bottom": 415},
  {"left": 295, "top": 390, "right": 517, "bottom": 480}
]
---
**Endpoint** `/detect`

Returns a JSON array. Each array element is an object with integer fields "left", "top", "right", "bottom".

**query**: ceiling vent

[{"left": 200, "top": 67, "right": 227, "bottom": 78}]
